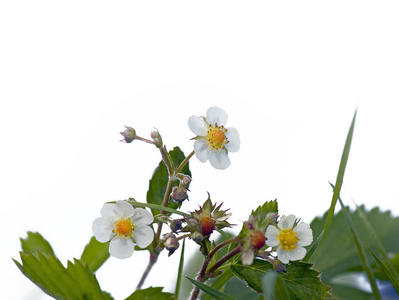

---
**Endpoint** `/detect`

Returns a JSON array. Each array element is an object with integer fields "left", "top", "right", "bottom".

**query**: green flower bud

[
  {"left": 162, "top": 233, "right": 179, "bottom": 255},
  {"left": 170, "top": 219, "right": 183, "bottom": 232},
  {"left": 171, "top": 186, "right": 188, "bottom": 203},
  {"left": 120, "top": 126, "right": 137, "bottom": 143},
  {"left": 191, "top": 231, "right": 204, "bottom": 243},
  {"left": 150, "top": 129, "right": 163, "bottom": 148}
]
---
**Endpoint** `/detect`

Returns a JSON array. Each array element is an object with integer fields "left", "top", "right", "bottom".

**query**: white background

[{"left": 1, "top": 1, "right": 399, "bottom": 299}]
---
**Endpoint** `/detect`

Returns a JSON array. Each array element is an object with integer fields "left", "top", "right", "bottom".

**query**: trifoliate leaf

[
  {"left": 147, "top": 146, "right": 191, "bottom": 216},
  {"left": 13, "top": 251, "right": 112, "bottom": 299},
  {"left": 20, "top": 231, "right": 55, "bottom": 256},
  {"left": 230, "top": 259, "right": 330, "bottom": 300},
  {"left": 80, "top": 236, "right": 110, "bottom": 272},
  {"left": 124, "top": 286, "right": 176, "bottom": 300}
]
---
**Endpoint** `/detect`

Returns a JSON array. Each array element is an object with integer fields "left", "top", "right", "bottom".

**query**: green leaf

[
  {"left": 124, "top": 286, "right": 176, "bottom": 300},
  {"left": 186, "top": 276, "right": 238, "bottom": 300},
  {"left": 335, "top": 194, "right": 381, "bottom": 300},
  {"left": 147, "top": 146, "right": 191, "bottom": 216},
  {"left": 175, "top": 238, "right": 186, "bottom": 298},
  {"left": 13, "top": 251, "right": 112, "bottom": 300},
  {"left": 202, "top": 268, "right": 234, "bottom": 300},
  {"left": 368, "top": 248, "right": 399, "bottom": 296},
  {"left": 262, "top": 270, "right": 290, "bottom": 300},
  {"left": 20, "top": 232, "right": 55, "bottom": 256},
  {"left": 80, "top": 236, "right": 110, "bottom": 272},
  {"left": 306, "top": 109, "right": 357, "bottom": 261},
  {"left": 309, "top": 206, "right": 399, "bottom": 298},
  {"left": 250, "top": 199, "right": 278, "bottom": 230},
  {"left": 230, "top": 259, "right": 330, "bottom": 300}
]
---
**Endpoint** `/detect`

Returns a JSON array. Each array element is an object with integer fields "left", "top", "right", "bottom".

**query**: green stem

[{"left": 175, "top": 150, "right": 195, "bottom": 174}]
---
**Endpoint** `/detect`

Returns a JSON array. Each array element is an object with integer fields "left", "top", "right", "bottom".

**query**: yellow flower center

[
  {"left": 113, "top": 218, "right": 135, "bottom": 238},
  {"left": 279, "top": 228, "right": 299, "bottom": 250},
  {"left": 207, "top": 123, "right": 228, "bottom": 150}
]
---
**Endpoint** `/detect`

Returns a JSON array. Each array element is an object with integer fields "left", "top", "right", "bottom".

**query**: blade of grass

[
  {"left": 354, "top": 202, "right": 399, "bottom": 279},
  {"left": 126, "top": 200, "right": 190, "bottom": 217},
  {"left": 202, "top": 268, "right": 234, "bottom": 300},
  {"left": 334, "top": 188, "right": 381, "bottom": 300},
  {"left": 186, "top": 276, "right": 238, "bottom": 300},
  {"left": 175, "top": 238, "right": 186, "bottom": 299},
  {"left": 367, "top": 247, "right": 399, "bottom": 296},
  {"left": 306, "top": 109, "right": 357, "bottom": 262}
]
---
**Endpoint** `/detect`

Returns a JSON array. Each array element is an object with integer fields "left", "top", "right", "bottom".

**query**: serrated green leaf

[
  {"left": 80, "top": 236, "right": 110, "bottom": 272},
  {"left": 186, "top": 276, "right": 238, "bottom": 300},
  {"left": 124, "top": 286, "right": 176, "bottom": 300},
  {"left": 147, "top": 146, "right": 191, "bottom": 216},
  {"left": 262, "top": 270, "right": 290, "bottom": 300},
  {"left": 13, "top": 251, "right": 112, "bottom": 300},
  {"left": 309, "top": 206, "right": 399, "bottom": 298},
  {"left": 20, "top": 231, "right": 55, "bottom": 256},
  {"left": 230, "top": 260, "right": 330, "bottom": 300}
]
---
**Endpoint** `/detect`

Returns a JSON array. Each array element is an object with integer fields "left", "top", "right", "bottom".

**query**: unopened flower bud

[
  {"left": 163, "top": 233, "right": 179, "bottom": 255},
  {"left": 120, "top": 126, "right": 137, "bottom": 143},
  {"left": 266, "top": 212, "right": 278, "bottom": 225},
  {"left": 150, "top": 129, "right": 163, "bottom": 148},
  {"left": 185, "top": 217, "right": 201, "bottom": 232},
  {"left": 171, "top": 186, "right": 188, "bottom": 203},
  {"left": 191, "top": 231, "right": 204, "bottom": 243},
  {"left": 181, "top": 175, "right": 192, "bottom": 188},
  {"left": 170, "top": 219, "right": 183, "bottom": 232}
]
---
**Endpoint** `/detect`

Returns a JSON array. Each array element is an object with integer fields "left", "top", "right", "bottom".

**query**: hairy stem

[{"left": 136, "top": 252, "right": 158, "bottom": 290}]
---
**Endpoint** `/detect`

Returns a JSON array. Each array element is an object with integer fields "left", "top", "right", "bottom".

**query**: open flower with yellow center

[
  {"left": 265, "top": 214, "right": 313, "bottom": 264},
  {"left": 92, "top": 201, "right": 154, "bottom": 259},
  {"left": 188, "top": 106, "right": 240, "bottom": 170}
]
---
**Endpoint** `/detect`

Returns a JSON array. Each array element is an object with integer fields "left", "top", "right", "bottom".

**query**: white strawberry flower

[
  {"left": 265, "top": 214, "right": 313, "bottom": 264},
  {"left": 188, "top": 106, "right": 240, "bottom": 170},
  {"left": 92, "top": 201, "right": 154, "bottom": 259}
]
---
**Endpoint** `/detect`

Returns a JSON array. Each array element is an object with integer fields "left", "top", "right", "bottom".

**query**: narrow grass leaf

[
  {"left": 175, "top": 238, "right": 185, "bottom": 298},
  {"left": 185, "top": 276, "right": 238, "bottom": 300},
  {"left": 368, "top": 247, "right": 399, "bottom": 296}
]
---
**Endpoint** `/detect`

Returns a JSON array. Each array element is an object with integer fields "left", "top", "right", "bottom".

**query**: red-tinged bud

[
  {"left": 191, "top": 231, "right": 204, "bottom": 243},
  {"left": 200, "top": 216, "right": 216, "bottom": 236},
  {"left": 170, "top": 219, "right": 183, "bottom": 232},
  {"left": 150, "top": 129, "right": 163, "bottom": 148},
  {"left": 171, "top": 186, "right": 188, "bottom": 203},
  {"left": 250, "top": 230, "right": 266, "bottom": 250}
]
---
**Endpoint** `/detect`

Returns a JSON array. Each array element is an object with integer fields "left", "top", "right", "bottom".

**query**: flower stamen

[
  {"left": 278, "top": 228, "right": 299, "bottom": 250},
  {"left": 207, "top": 123, "right": 228, "bottom": 150},
  {"left": 113, "top": 217, "right": 135, "bottom": 238}
]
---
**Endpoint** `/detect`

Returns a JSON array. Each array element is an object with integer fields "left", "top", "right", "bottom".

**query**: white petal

[
  {"left": 206, "top": 107, "right": 228, "bottom": 126},
  {"left": 241, "top": 248, "right": 255, "bottom": 266},
  {"left": 287, "top": 246, "right": 307, "bottom": 262},
  {"left": 278, "top": 215, "right": 296, "bottom": 230},
  {"left": 188, "top": 116, "right": 208, "bottom": 136},
  {"left": 194, "top": 139, "right": 211, "bottom": 162},
  {"left": 131, "top": 208, "right": 154, "bottom": 225},
  {"left": 100, "top": 201, "right": 134, "bottom": 219},
  {"left": 92, "top": 217, "right": 114, "bottom": 243},
  {"left": 109, "top": 237, "right": 135, "bottom": 259},
  {"left": 225, "top": 127, "right": 240, "bottom": 152},
  {"left": 265, "top": 226, "right": 280, "bottom": 247},
  {"left": 133, "top": 225, "right": 154, "bottom": 248},
  {"left": 296, "top": 223, "right": 313, "bottom": 246},
  {"left": 276, "top": 246, "right": 290, "bottom": 264},
  {"left": 209, "top": 150, "right": 231, "bottom": 170}
]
